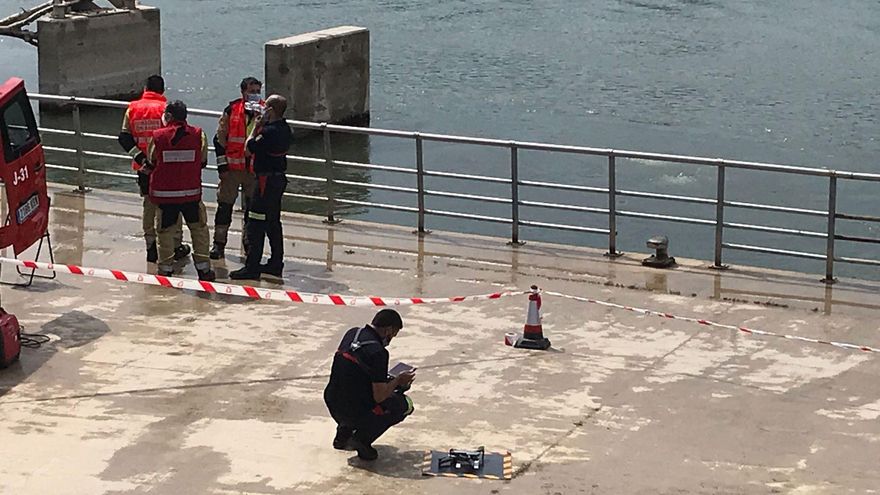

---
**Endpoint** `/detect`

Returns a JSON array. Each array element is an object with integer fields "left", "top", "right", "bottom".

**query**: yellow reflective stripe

[
  {"left": 121, "top": 108, "right": 131, "bottom": 132},
  {"left": 227, "top": 137, "right": 246, "bottom": 144},
  {"left": 248, "top": 211, "right": 266, "bottom": 221}
]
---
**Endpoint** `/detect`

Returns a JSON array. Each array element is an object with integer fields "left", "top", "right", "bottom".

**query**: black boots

[
  {"left": 147, "top": 243, "right": 158, "bottom": 263},
  {"left": 349, "top": 437, "right": 379, "bottom": 461},
  {"left": 174, "top": 244, "right": 192, "bottom": 261},
  {"left": 229, "top": 266, "right": 261, "bottom": 281},
  {"left": 149, "top": 244, "right": 191, "bottom": 263},
  {"left": 259, "top": 261, "right": 283, "bottom": 279},
  {"left": 209, "top": 243, "right": 224, "bottom": 260},
  {"left": 333, "top": 426, "right": 354, "bottom": 451}
]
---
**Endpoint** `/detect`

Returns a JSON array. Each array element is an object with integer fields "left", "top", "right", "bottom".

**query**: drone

[{"left": 438, "top": 446, "right": 485, "bottom": 472}]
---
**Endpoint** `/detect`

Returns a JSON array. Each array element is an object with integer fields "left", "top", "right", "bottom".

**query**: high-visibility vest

[
  {"left": 225, "top": 98, "right": 260, "bottom": 172},
  {"left": 149, "top": 123, "right": 203, "bottom": 205},
  {"left": 126, "top": 90, "right": 166, "bottom": 171}
]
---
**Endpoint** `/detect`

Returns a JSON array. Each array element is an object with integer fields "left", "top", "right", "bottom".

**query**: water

[{"left": 1, "top": 0, "right": 879, "bottom": 279}]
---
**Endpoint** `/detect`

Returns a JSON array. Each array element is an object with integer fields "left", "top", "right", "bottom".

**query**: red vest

[
  {"left": 149, "top": 123, "right": 203, "bottom": 205},
  {"left": 127, "top": 90, "right": 166, "bottom": 170},
  {"left": 226, "top": 98, "right": 260, "bottom": 172}
]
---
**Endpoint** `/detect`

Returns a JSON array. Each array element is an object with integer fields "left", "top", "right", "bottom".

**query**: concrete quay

[
  {"left": 0, "top": 185, "right": 878, "bottom": 494},
  {"left": 37, "top": 7, "right": 162, "bottom": 100}
]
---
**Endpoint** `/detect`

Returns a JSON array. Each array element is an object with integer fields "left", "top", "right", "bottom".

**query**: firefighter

[
  {"left": 210, "top": 76, "right": 262, "bottom": 260},
  {"left": 117, "top": 74, "right": 189, "bottom": 263},
  {"left": 229, "top": 95, "right": 292, "bottom": 281},
  {"left": 142, "top": 100, "right": 215, "bottom": 281},
  {"left": 323, "top": 309, "right": 416, "bottom": 461}
]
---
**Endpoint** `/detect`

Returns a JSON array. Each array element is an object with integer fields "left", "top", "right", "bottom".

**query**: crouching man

[{"left": 323, "top": 309, "right": 415, "bottom": 461}]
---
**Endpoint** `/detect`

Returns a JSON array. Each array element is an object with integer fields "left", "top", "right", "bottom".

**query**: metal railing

[{"left": 28, "top": 93, "right": 880, "bottom": 282}]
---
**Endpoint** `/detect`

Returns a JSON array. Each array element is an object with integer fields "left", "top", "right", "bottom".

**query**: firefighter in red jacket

[
  {"left": 118, "top": 75, "right": 188, "bottom": 263},
  {"left": 210, "top": 76, "right": 262, "bottom": 260},
  {"left": 142, "top": 100, "right": 215, "bottom": 281}
]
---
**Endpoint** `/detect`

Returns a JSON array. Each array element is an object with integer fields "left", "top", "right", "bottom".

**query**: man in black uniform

[
  {"left": 229, "top": 94, "right": 292, "bottom": 281},
  {"left": 324, "top": 309, "right": 416, "bottom": 461}
]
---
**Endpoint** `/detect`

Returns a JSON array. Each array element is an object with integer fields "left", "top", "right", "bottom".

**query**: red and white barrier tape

[
  {"left": 0, "top": 258, "right": 525, "bottom": 306},
  {"left": 545, "top": 291, "right": 880, "bottom": 354}
]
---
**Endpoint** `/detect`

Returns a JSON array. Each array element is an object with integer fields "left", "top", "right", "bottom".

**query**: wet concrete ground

[{"left": 1, "top": 185, "right": 879, "bottom": 494}]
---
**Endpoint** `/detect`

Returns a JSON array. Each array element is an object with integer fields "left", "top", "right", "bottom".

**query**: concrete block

[
  {"left": 37, "top": 7, "right": 161, "bottom": 100},
  {"left": 265, "top": 26, "right": 369, "bottom": 126}
]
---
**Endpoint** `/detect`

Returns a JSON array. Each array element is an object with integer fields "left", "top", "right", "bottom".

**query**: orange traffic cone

[{"left": 514, "top": 285, "right": 551, "bottom": 350}]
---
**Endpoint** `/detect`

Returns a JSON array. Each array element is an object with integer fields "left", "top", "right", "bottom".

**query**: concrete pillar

[
  {"left": 265, "top": 26, "right": 369, "bottom": 126},
  {"left": 37, "top": 6, "right": 161, "bottom": 99}
]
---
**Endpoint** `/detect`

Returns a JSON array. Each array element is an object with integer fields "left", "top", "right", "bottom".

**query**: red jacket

[
  {"left": 225, "top": 98, "right": 261, "bottom": 172},
  {"left": 126, "top": 90, "right": 166, "bottom": 170},
  {"left": 149, "top": 123, "right": 204, "bottom": 204}
]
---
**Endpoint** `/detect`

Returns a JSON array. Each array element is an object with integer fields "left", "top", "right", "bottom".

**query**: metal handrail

[{"left": 28, "top": 92, "right": 880, "bottom": 282}]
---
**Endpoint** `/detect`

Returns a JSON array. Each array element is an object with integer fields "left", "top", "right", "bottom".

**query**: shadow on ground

[
  {"left": 0, "top": 310, "right": 110, "bottom": 397},
  {"left": 347, "top": 447, "right": 428, "bottom": 480}
]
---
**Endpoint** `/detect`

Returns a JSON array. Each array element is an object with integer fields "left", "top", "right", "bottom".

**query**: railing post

[
  {"left": 823, "top": 175, "right": 837, "bottom": 283},
  {"left": 51, "top": 0, "right": 67, "bottom": 18},
  {"left": 508, "top": 142, "right": 523, "bottom": 245},
  {"left": 713, "top": 163, "right": 727, "bottom": 269},
  {"left": 605, "top": 153, "right": 621, "bottom": 257},
  {"left": 71, "top": 103, "right": 89, "bottom": 193},
  {"left": 322, "top": 124, "right": 340, "bottom": 224},
  {"left": 414, "top": 133, "right": 429, "bottom": 235}
]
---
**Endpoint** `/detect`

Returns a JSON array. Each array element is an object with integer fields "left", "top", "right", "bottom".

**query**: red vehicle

[{"left": 0, "top": 77, "right": 50, "bottom": 255}]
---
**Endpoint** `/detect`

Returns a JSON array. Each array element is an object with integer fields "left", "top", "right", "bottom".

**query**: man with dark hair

[
  {"left": 210, "top": 76, "right": 263, "bottom": 260},
  {"left": 118, "top": 74, "right": 188, "bottom": 263},
  {"left": 229, "top": 94, "right": 292, "bottom": 281},
  {"left": 324, "top": 309, "right": 416, "bottom": 461},
  {"left": 145, "top": 75, "right": 164, "bottom": 94},
  {"left": 142, "top": 100, "right": 215, "bottom": 281}
]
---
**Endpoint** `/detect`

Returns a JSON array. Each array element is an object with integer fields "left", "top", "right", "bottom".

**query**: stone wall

[{"left": 265, "top": 26, "right": 369, "bottom": 126}]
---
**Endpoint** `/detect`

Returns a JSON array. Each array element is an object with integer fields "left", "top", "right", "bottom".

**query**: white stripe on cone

[{"left": 523, "top": 286, "right": 544, "bottom": 337}]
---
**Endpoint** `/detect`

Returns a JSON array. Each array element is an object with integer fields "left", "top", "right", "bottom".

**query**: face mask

[{"left": 246, "top": 93, "right": 261, "bottom": 103}]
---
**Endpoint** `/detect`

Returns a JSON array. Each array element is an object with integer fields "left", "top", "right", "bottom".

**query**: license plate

[{"left": 16, "top": 194, "right": 39, "bottom": 224}]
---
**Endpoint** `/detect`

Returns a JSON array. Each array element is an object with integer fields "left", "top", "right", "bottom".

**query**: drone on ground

[{"left": 438, "top": 446, "right": 485, "bottom": 472}]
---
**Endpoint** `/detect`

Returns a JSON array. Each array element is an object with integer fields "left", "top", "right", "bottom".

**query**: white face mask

[{"left": 246, "top": 93, "right": 261, "bottom": 104}]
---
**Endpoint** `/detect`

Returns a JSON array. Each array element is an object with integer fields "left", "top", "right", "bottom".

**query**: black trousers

[
  {"left": 325, "top": 392, "right": 412, "bottom": 446},
  {"left": 159, "top": 201, "right": 202, "bottom": 228},
  {"left": 244, "top": 175, "right": 287, "bottom": 268}
]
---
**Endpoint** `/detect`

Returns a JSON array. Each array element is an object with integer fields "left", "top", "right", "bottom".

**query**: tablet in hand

[{"left": 389, "top": 362, "right": 415, "bottom": 377}]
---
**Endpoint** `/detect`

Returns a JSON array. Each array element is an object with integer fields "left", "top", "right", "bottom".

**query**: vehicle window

[{"left": 1, "top": 92, "right": 40, "bottom": 163}]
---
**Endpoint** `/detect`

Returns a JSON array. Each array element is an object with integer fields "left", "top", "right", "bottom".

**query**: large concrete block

[
  {"left": 265, "top": 26, "right": 369, "bottom": 126},
  {"left": 37, "top": 7, "right": 161, "bottom": 99}
]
